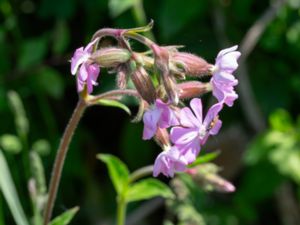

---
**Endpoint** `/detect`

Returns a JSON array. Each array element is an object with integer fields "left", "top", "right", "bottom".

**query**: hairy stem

[{"left": 43, "top": 99, "right": 87, "bottom": 225}]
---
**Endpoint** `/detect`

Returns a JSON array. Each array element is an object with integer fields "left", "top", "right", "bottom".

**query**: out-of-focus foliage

[{"left": 0, "top": 0, "right": 300, "bottom": 224}]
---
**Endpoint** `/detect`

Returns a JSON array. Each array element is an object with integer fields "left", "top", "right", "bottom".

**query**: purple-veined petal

[{"left": 170, "top": 127, "right": 199, "bottom": 145}]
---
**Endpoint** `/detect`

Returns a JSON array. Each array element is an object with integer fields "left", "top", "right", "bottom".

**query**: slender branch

[
  {"left": 43, "top": 99, "right": 87, "bottom": 225},
  {"left": 129, "top": 165, "right": 153, "bottom": 183},
  {"left": 88, "top": 89, "right": 140, "bottom": 105},
  {"left": 239, "top": 0, "right": 288, "bottom": 62}
]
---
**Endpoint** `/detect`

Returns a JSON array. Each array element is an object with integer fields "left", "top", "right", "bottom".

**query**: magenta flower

[
  {"left": 211, "top": 45, "right": 241, "bottom": 106},
  {"left": 71, "top": 38, "right": 100, "bottom": 94},
  {"left": 170, "top": 98, "right": 223, "bottom": 163},
  {"left": 153, "top": 146, "right": 188, "bottom": 177},
  {"left": 143, "top": 99, "right": 179, "bottom": 140}
]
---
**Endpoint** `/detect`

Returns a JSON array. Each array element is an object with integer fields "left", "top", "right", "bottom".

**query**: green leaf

[
  {"left": 269, "top": 109, "right": 293, "bottom": 132},
  {"left": 18, "top": 36, "right": 48, "bottom": 71},
  {"left": 0, "top": 134, "right": 22, "bottom": 154},
  {"left": 109, "top": 0, "right": 138, "bottom": 17},
  {"left": 7, "top": 91, "right": 29, "bottom": 137},
  {"left": 97, "top": 99, "right": 131, "bottom": 115},
  {"left": 32, "top": 139, "right": 51, "bottom": 156},
  {"left": 49, "top": 206, "right": 79, "bottom": 225},
  {"left": 97, "top": 154, "right": 130, "bottom": 194},
  {"left": 52, "top": 20, "right": 70, "bottom": 54},
  {"left": 35, "top": 67, "right": 64, "bottom": 99},
  {"left": 0, "top": 150, "right": 29, "bottom": 225},
  {"left": 188, "top": 151, "right": 220, "bottom": 168},
  {"left": 126, "top": 178, "right": 174, "bottom": 202}
]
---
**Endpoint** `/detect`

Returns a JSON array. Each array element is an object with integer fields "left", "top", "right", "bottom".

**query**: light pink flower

[
  {"left": 71, "top": 38, "right": 100, "bottom": 93},
  {"left": 170, "top": 98, "right": 222, "bottom": 163},
  {"left": 143, "top": 99, "right": 179, "bottom": 140},
  {"left": 211, "top": 45, "right": 241, "bottom": 107},
  {"left": 153, "top": 146, "right": 188, "bottom": 177}
]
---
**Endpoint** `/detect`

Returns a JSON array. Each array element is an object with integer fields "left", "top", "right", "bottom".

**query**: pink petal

[
  {"left": 217, "top": 45, "right": 238, "bottom": 58},
  {"left": 203, "top": 103, "right": 223, "bottom": 127},
  {"left": 170, "top": 127, "right": 199, "bottom": 145},
  {"left": 71, "top": 47, "right": 85, "bottom": 75},
  {"left": 79, "top": 63, "right": 88, "bottom": 81},
  {"left": 84, "top": 37, "right": 99, "bottom": 53},
  {"left": 180, "top": 107, "right": 199, "bottom": 128},
  {"left": 190, "top": 98, "right": 203, "bottom": 123}
]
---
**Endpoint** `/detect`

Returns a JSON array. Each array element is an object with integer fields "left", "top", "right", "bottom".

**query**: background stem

[{"left": 43, "top": 99, "right": 87, "bottom": 225}]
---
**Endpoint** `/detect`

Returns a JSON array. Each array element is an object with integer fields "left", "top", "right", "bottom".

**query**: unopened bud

[
  {"left": 186, "top": 164, "right": 236, "bottom": 193},
  {"left": 155, "top": 128, "right": 171, "bottom": 148},
  {"left": 171, "top": 52, "right": 212, "bottom": 77},
  {"left": 152, "top": 44, "right": 179, "bottom": 104},
  {"left": 91, "top": 47, "right": 131, "bottom": 68},
  {"left": 131, "top": 64, "right": 156, "bottom": 104},
  {"left": 178, "top": 81, "right": 211, "bottom": 99},
  {"left": 116, "top": 65, "right": 129, "bottom": 89}
]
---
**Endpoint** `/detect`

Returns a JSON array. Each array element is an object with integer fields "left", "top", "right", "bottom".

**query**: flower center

[{"left": 198, "top": 125, "right": 207, "bottom": 139}]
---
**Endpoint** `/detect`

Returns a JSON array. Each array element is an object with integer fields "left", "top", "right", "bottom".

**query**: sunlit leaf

[
  {"left": 0, "top": 150, "right": 29, "bottom": 225},
  {"left": 126, "top": 178, "right": 174, "bottom": 202},
  {"left": 0, "top": 134, "right": 22, "bottom": 154},
  {"left": 49, "top": 206, "right": 79, "bottom": 225},
  {"left": 188, "top": 151, "right": 220, "bottom": 168},
  {"left": 97, "top": 154, "right": 130, "bottom": 194},
  {"left": 97, "top": 99, "right": 131, "bottom": 115}
]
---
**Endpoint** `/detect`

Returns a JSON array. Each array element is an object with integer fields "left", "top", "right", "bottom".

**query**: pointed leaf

[
  {"left": 188, "top": 151, "right": 220, "bottom": 168},
  {"left": 97, "top": 99, "right": 131, "bottom": 115},
  {"left": 126, "top": 178, "right": 174, "bottom": 202},
  {"left": 97, "top": 154, "right": 130, "bottom": 194},
  {"left": 0, "top": 150, "right": 29, "bottom": 225},
  {"left": 49, "top": 206, "right": 79, "bottom": 225}
]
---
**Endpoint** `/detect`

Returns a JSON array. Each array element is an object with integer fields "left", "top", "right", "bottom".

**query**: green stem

[
  {"left": 43, "top": 99, "right": 87, "bottom": 225},
  {"left": 129, "top": 165, "right": 153, "bottom": 183},
  {"left": 88, "top": 89, "right": 139, "bottom": 105},
  {"left": 117, "top": 196, "right": 127, "bottom": 225}
]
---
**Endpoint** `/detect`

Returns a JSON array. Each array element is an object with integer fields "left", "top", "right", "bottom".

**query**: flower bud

[
  {"left": 171, "top": 52, "right": 212, "bottom": 77},
  {"left": 151, "top": 44, "right": 179, "bottom": 104},
  {"left": 186, "top": 164, "right": 235, "bottom": 193},
  {"left": 116, "top": 65, "right": 129, "bottom": 89},
  {"left": 178, "top": 81, "right": 211, "bottom": 99},
  {"left": 130, "top": 64, "right": 156, "bottom": 104},
  {"left": 90, "top": 47, "right": 131, "bottom": 68},
  {"left": 154, "top": 128, "right": 171, "bottom": 148}
]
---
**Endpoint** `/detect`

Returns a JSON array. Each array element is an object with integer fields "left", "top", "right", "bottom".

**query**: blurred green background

[{"left": 1, "top": 0, "right": 300, "bottom": 224}]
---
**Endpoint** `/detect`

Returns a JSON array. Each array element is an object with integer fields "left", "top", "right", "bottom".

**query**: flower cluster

[{"left": 69, "top": 23, "right": 240, "bottom": 177}]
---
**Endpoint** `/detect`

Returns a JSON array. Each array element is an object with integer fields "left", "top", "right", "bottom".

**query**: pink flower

[
  {"left": 211, "top": 45, "right": 241, "bottom": 107},
  {"left": 71, "top": 38, "right": 100, "bottom": 94},
  {"left": 153, "top": 146, "right": 188, "bottom": 177},
  {"left": 143, "top": 99, "right": 179, "bottom": 140},
  {"left": 170, "top": 98, "right": 222, "bottom": 163}
]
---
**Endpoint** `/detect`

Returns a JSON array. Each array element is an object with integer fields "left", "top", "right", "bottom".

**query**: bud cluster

[{"left": 69, "top": 22, "right": 240, "bottom": 178}]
